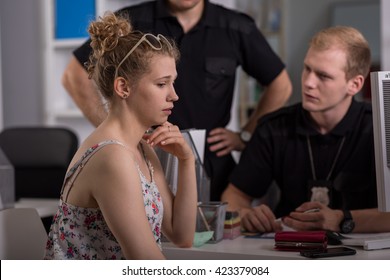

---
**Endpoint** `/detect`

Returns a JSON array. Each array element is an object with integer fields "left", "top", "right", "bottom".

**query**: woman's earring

[{"left": 122, "top": 94, "right": 128, "bottom": 99}]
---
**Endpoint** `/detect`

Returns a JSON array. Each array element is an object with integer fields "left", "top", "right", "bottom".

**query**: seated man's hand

[
  {"left": 282, "top": 202, "right": 343, "bottom": 232},
  {"left": 240, "top": 204, "right": 282, "bottom": 233}
]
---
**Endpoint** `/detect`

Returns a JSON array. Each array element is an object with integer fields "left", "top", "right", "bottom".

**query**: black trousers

[{"left": 203, "top": 152, "right": 237, "bottom": 201}]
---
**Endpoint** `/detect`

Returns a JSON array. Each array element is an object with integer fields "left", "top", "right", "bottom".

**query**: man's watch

[
  {"left": 339, "top": 210, "right": 355, "bottom": 234},
  {"left": 240, "top": 130, "right": 252, "bottom": 143}
]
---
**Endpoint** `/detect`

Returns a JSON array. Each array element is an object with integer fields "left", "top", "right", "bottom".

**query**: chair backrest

[
  {"left": 0, "top": 208, "right": 48, "bottom": 259},
  {"left": 0, "top": 127, "right": 78, "bottom": 199}
]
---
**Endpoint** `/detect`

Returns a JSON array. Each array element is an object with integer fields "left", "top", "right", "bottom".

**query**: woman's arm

[
  {"left": 161, "top": 155, "right": 197, "bottom": 247},
  {"left": 145, "top": 124, "right": 197, "bottom": 247}
]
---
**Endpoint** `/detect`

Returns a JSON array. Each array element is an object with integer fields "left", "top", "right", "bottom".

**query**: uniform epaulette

[{"left": 257, "top": 103, "right": 301, "bottom": 125}]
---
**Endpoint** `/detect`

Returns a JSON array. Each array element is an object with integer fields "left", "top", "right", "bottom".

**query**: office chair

[
  {"left": 0, "top": 126, "right": 78, "bottom": 232},
  {"left": 0, "top": 126, "right": 78, "bottom": 199},
  {"left": 0, "top": 207, "right": 48, "bottom": 259}
]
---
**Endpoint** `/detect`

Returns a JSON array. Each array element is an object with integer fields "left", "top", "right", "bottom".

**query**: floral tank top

[{"left": 44, "top": 140, "right": 163, "bottom": 260}]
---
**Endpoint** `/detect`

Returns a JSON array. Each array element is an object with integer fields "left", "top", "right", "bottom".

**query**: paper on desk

[
  {"left": 340, "top": 232, "right": 390, "bottom": 250},
  {"left": 183, "top": 129, "right": 206, "bottom": 164},
  {"left": 243, "top": 218, "right": 295, "bottom": 239},
  {"left": 342, "top": 232, "right": 390, "bottom": 239},
  {"left": 193, "top": 231, "right": 214, "bottom": 247}
]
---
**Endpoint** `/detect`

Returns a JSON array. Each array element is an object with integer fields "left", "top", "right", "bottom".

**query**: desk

[
  {"left": 15, "top": 198, "right": 58, "bottom": 218},
  {"left": 163, "top": 236, "right": 390, "bottom": 260}
]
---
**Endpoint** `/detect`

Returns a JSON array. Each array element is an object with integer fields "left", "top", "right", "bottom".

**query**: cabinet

[
  {"left": 234, "top": 0, "right": 285, "bottom": 126},
  {"left": 42, "top": 0, "right": 141, "bottom": 141}
]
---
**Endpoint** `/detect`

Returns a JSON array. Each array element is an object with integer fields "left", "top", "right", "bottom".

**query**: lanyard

[{"left": 306, "top": 135, "right": 346, "bottom": 181}]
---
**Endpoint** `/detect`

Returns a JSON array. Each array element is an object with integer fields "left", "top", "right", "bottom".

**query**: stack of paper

[
  {"left": 341, "top": 232, "right": 390, "bottom": 250},
  {"left": 154, "top": 129, "right": 210, "bottom": 202}
]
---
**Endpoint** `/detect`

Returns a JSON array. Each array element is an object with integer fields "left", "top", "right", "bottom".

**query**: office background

[{"left": 0, "top": 0, "right": 389, "bottom": 136}]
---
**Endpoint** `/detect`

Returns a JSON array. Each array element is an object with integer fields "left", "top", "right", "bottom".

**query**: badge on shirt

[{"left": 307, "top": 180, "right": 332, "bottom": 206}]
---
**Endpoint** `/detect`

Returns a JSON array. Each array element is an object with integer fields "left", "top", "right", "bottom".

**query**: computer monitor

[{"left": 370, "top": 71, "right": 390, "bottom": 212}]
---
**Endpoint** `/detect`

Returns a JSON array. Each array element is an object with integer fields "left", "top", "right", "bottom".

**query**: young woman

[{"left": 44, "top": 12, "right": 197, "bottom": 259}]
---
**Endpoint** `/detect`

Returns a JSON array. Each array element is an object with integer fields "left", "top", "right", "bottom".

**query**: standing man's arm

[
  {"left": 62, "top": 56, "right": 107, "bottom": 127},
  {"left": 207, "top": 69, "right": 291, "bottom": 155},
  {"left": 243, "top": 69, "right": 292, "bottom": 133}
]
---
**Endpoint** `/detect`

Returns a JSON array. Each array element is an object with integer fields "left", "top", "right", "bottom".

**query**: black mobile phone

[{"left": 300, "top": 247, "right": 357, "bottom": 258}]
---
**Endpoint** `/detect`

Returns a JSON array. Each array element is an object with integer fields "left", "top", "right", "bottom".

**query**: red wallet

[{"left": 274, "top": 231, "right": 328, "bottom": 251}]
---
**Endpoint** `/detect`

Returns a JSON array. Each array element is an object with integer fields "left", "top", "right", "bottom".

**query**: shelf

[
  {"left": 53, "top": 38, "right": 87, "bottom": 49},
  {"left": 53, "top": 109, "right": 84, "bottom": 119}
]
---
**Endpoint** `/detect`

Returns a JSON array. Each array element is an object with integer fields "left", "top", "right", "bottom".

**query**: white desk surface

[
  {"left": 14, "top": 198, "right": 59, "bottom": 218},
  {"left": 163, "top": 236, "right": 390, "bottom": 260}
]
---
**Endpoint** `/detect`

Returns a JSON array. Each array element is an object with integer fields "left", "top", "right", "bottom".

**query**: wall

[
  {"left": 382, "top": 0, "right": 390, "bottom": 70},
  {"left": 0, "top": 0, "right": 43, "bottom": 128},
  {"left": 284, "top": 0, "right": 368, "bottom": 104},
  {"left": 0, "top": 19, "right": 3, "bottom": 130}
]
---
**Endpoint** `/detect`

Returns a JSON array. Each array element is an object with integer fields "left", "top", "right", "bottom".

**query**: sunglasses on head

[{"left": 114, "top": 33, "right": 173, "bottom": 79}]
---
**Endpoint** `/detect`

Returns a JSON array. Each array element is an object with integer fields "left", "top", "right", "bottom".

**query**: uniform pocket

[{"left": 205, "top": 57, "right": 236, "bottom": 98}]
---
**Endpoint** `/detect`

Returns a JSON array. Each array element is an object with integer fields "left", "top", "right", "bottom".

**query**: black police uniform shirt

[
  {"left": 229, "top": 100, "right": 377, "bottom": 218},
  {"left": 73, "top": 0, "right": 285, "bottom": 133}
]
